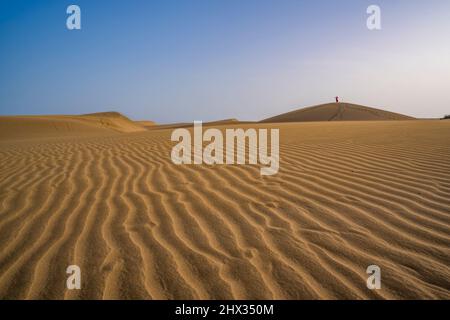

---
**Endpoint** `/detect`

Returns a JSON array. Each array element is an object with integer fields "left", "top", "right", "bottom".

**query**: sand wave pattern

[{"left": 0, "top": 120, "right": 449, "bottom": 299}]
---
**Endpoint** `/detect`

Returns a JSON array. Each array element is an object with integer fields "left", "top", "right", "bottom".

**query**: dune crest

[
  {"left": 149, "top": 119, "right": 242, "bottom": 131},
  {"left": 0, "top": 112, "right": 147, "bottom": 140},
  {"left": 261, "top": 103, "right": 415, "bottom": 123},
  {"left": 80, "top": 112, "right": 149, "bottom": 133},
  {"left": 135, "top": 120, "right": 157, "bottom": 129}
]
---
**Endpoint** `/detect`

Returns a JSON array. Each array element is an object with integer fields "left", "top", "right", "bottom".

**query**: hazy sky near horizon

[{"left": 1, "top": 0, "right": 449, "bottom": 123}]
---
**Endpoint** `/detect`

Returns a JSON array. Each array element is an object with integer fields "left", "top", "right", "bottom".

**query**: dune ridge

[
  {"left": 261, "top": 103, "right": 415, "bottom": 123},
  {"left": 0, "top": 112, "right": 147, "bottom": 141},
  {"left": 0, "top": 119, "right": 449, "bottom": 299},
  {"left": 135, "top": 120, "right": 157, "bottom": 129},
  {"left": 148, "top": 119, "right": 243, "bottom": 131}
]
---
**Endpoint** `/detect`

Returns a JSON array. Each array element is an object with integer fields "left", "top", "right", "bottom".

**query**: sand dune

[
  {"left": 148, "top": 118, "right": 243, "bottom": 131},
  {"left": 261, "top": 103, "right": 415, "bottom": 123},
  {"left": 77, "top": 112, "right": 149, "bottom": 133},
  {"left": 0, "top": 118, "right": 449, "bottom": 299},
  {"left": 0, "top": 112, "right": 147, "bottom": 141},
  {"left": 135, "top": 120, "right": 157, "bottom": 129}
]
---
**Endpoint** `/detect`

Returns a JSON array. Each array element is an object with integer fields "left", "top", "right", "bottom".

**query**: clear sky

[{"left": 1, "top": 0, "right": 449, "bottom": 122}]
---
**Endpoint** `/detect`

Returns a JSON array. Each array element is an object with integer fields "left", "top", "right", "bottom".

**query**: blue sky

[{"left": 1, "top": 0, "right": 449, "bottom": 122}]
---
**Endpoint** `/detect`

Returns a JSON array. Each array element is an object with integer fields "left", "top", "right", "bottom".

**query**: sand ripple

[{"left": 0, "top": 121, "right": 449, "bottom": 299}]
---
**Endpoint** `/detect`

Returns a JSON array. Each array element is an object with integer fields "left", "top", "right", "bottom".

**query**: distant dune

[
  {"left": 135, "top": 120, "right": 157, "bottom": 129},
  {"left": 149, "top": 118, "right": 242, "bottom": 130},
  {"left": 261, "top": 103, "right": 415, "bottom": 123},
  {"left": 0, "top": 114, "right": 449, "bottom": 299},
  {"left": 80, "top": 112, "right": 149, "bottom": 132},
  {"left": 0, "top": 112, "right": 147, "bottom": 140},
  {"left": 203, "top": 118, "right": 240, "bottom": 126}
]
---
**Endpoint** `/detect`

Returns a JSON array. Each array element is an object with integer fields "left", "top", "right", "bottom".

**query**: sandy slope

[
  {"left": 0, "top": 119, "right": 449, "bottom": 299},
  {"left": 135, "top": 121, "right": 157, "bottom": 130},
  {"left": 148, "top": 119, "right": 243, "bottom": 131},
  {"left": 261, "top": 103, "right": 415, "bottom": 123},
  {"left": 0, "top": 112, "right": 146, "bottom": 141}
]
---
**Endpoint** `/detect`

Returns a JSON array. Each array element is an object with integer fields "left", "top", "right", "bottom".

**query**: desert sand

[
  {"left": 0, "top": 108, "right": 449, "bottom": 300},
  {"left": 261, "top": 103, "right": 416, "bottom": 123}
]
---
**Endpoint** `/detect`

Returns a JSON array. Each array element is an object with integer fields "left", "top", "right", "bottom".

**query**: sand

[
  {"left": 0, "top": 112, "right": 146, "bottom": 141},
  {"left": 261, "top": 103, "right": 416, "bottom": 123},
  {"left": 0, "top": 112, "right": 449, "bottom": 299}
]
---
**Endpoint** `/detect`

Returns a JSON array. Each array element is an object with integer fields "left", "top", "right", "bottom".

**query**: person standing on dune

[{"left": 335, "top": 96, "right": 339, "bottom": 103}]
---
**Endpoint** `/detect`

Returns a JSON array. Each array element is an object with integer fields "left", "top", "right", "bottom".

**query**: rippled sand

[{"left": 0, "top": 116, "right": 449, "bottom": 299}]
